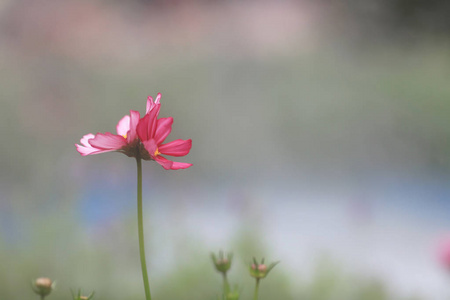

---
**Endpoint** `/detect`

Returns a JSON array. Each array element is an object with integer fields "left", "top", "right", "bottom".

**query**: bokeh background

[{"left": 1, "top": 0, "right": 450, "bottom": 299}]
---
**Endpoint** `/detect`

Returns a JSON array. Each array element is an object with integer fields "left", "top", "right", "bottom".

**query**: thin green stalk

[
  {"left": 40, "top": 296, "right": 45, "bottom": 300},
  {"left": 253, "top": 279, "right": 260, "bottom": 300},
  {"left": 137, "top": 157, "right": 152, "bottom": 300},
  {"left": 222, "top": 273, "right": 230, "bottom": 295}
]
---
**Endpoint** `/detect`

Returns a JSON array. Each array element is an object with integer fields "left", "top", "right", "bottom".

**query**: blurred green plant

[
  {"left": 211, "top": 251, "right": 233, "bottom": 293},
  {"left": 211, "top": 251, "right": 240, "bottom": 300},
  {"left": 249, "top": 258, "right": 279, "bottom": 300},
  {"left": 71, "top": 289, "right": 95, "bottom": 300},
  {"left": 220, "top": 285, "right": 240, "bottom": 300}
]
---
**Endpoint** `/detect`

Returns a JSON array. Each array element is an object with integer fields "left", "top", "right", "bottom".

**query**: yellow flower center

[
  {"left": 154, "top": 148, "right": 161, "bottom": 157},
  {"left": 122, "top": 133, "right": 127, "bottom": 139}
]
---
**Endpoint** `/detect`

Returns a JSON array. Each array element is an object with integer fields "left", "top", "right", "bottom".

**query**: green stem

[
  {"left": 137, "top": 157, "right": 152, "bottom": 300},
  {"left": 40, "top": 296, "right": 45, "bottom": 300},
  {"left": 222, "top": 273, "right": 230, "bottom": 295},
  {"left": 253, "top": 279, "right": 260, "bottom": 300}
]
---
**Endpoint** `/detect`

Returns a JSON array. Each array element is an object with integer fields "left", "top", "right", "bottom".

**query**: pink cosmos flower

[{"left": 76, "top": 93, "right": 192, "bottom": 170}]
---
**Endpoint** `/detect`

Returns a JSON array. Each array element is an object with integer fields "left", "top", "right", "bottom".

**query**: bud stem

[
  {"left": 222, "top": 273, "right": 230, "bottom": 295},
  {"left": 253, "top": 279, "right": 260, "bottom": 300},
  {"left": 136, "top": 157, "right": 152, "bottom": 300}
]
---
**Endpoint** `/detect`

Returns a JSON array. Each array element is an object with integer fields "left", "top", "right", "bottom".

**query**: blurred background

[{"left": 1, "top": 0, "right": 450, "bottom": 299}]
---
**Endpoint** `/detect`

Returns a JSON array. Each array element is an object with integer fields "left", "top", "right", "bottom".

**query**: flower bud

[
  {"left": 249, "top": 257, "right": 279, "bottom": 279},
  {"left": 257, "top": 264, "right": 267, "bottom": 272},
  {"left": 32, "top": 277, "right": 54, "bottom": 297},
  {"left": 211, "top": 251, "right": 233, "bottom": 274}
]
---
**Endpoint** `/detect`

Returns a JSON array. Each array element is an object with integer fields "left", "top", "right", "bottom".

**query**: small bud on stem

[
  {"left": 32, "top": 277, "right": 54, "bottom": 299},
  {"left": 249, "top": 257, "right": 279, "bottom": 300},
  {"left": 211, "top": 251, "right": 233, "bottom": 275}
]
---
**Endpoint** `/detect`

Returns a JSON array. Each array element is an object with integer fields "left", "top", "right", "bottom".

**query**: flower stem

[
  {"left": 222, "top": 273, "right": 230, "bottom": 295},
  {"left": 253, "top": 279, "right": 260, "bottom": 300},
  {"left": 136, "top": 157, "right": 152, "bottom": 300}
]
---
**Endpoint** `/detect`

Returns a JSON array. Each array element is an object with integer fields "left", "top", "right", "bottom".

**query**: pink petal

[
  {"left": 170, "top": 161, "right": 193, "bottom": 170},
  {"left": 155, "top": 156, "right": 192, "bottom": 170},
  {"left": 158, "top": 139, "right": 192, "bottom": 157},
  {"left": 127, "top": 110, "right": 140, "bottom": 143},
  {"left": 154, "top": 93, "right": 161, "bottom": 104},
  {"left": 137, "top": 107, "right": 159, "bottom": 141},
  {"left": 76, "top": 143, "right": 100, "bottom": 156},
  {"left": 80, "top": 133, "right": 95, "bottom": 147},
  {"left": 137, "top": 114, "right": 150, "bottom": 141},
  {"left": 146, "top": 93, "right": 162, "bottom": 113},
  {"left": 154, "top": 155, "right": 173, "bottom": 170},
  {"left": 89, "top": 132, "right": 127, "bottom": 150},
  {"left": 76, "top": 144, "right": 117, "bottom": 156},
  {"left": 76, "top": 134, "right": 101, "bottom": 156},
  {"left": 154, "top": 117, "right": 173, "bottom": 145},
  {"left": 76, "top": 133, "right": 119, "bottom": 156},
  {"left": 116, "top": 115, "right": 130, "bottom": 137},
  {"left": 147, "top": 105, "right": 160, "bottom": 138},
  {"left": 146, "top": 95, "right": 154, "bottom": 114},
  {"left": 142, "top": 139, "right": 158, "bottom": 158}
]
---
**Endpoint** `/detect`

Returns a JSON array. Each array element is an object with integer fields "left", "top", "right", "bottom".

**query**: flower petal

[
  {"left": 170, "top": 161, "right": 193, "bottom": 170},
  {"left": 80, "top": 133, "right": 95, "bottom": 147},
  {"left": 76, "top": 144, "right": 117, "bottom": 156},
  {"left": 76, "top": 144, "right": 100, "bottom": 156},
  {"left": 146, "top": 93, "right": 162, "bottom": 114},
  {"left": 154, "top": 117, "right": 173, "bottom": 145},
  {"left": 116, "top": 115, "right": 130, "bottom": 137},
  {"left": 158, "top": 139, "right": 192, "bottom": 157},
  {"left": 146, "top": 95, "right": 154, "bottom": 114},
  {"left": 154, "top": 155, "right": 173, "bottom": 170},
  {"left": 127, "top": 110, "right": 140, "bottom": 143},
  {"left": 154, "top": 93, "right": 161, "bottom": 104},
  {"left": 76, "top": 134, "right": 101, "bottom": 156},
  {"left": 137, "top": 114, "right": 150, "bottom": 141},
  {"left": 76, "top": 133, "right": 121, "bottom": 156},
  {"left": 147, "top": 105, "right": 160, "bottom": 138},
  {"left": 137, "top": 107, "right": 159, "bottom": 141},
  {"left": 142, "top": 139, "right": 158, "bottom": 158},
  {"left": 89, "top": 132, "right": 127, "bottom": 150},
  {"left": 144, "top": 94, "right": 161, "bottom": 140},
  {"left": 154, "top": 155, "right": 193, "bottom": 170}
]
